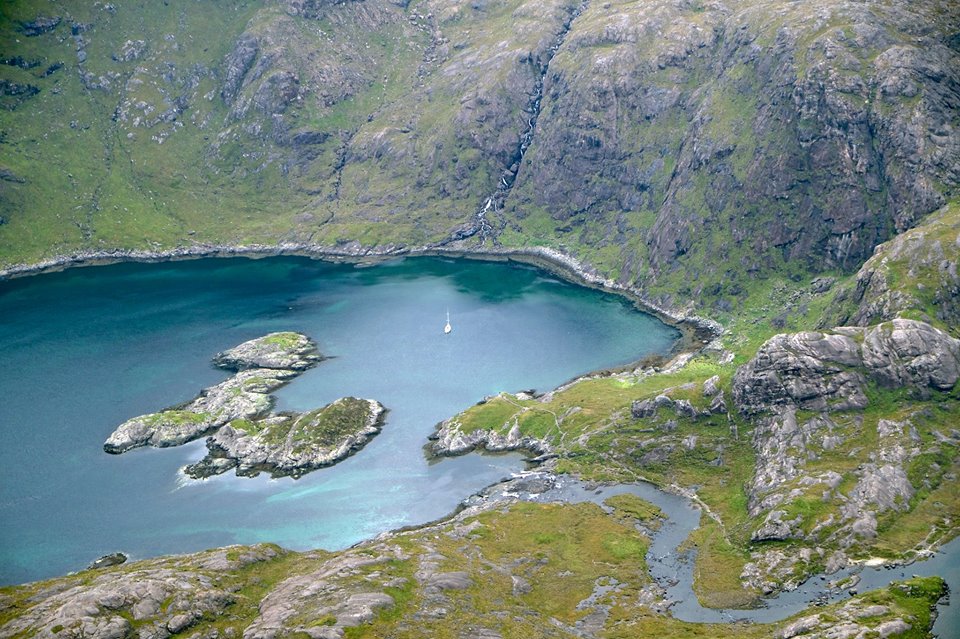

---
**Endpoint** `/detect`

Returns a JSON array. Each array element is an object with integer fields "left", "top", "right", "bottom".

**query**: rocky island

[
  {"left": 103, "top": 332, "right": 386, "bottom": 479},
  {"left": 184, "top": 397, "right": 386, "bottom": 479}
]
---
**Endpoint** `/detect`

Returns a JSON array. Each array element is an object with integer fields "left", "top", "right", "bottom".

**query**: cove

[{"left": 0, "top": 256, "right": 679, "bottom": 585}]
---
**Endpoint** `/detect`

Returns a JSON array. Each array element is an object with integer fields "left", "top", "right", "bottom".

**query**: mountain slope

[{"left": 2, "top": 0, "right": 958, "bottom": 315}]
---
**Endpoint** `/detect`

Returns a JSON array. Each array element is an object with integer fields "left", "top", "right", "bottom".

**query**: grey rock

[
  {"left": 220, "top": 35, "right": 258, "bottom": 105},
  {"left": 860, "top": 319, "right": 960, "bottom": 390},
  {"left": 21, "top": 16, "right": 61, "bottom": 37},
  {"left": 213, "top": 332, "right": 321, "bottom": 371},
  {"left": 105, "top": 333, "right": 319, "bottom": 454},
  {"left": 244, "top": 547, "right": 405, "bottom": 639},
  {"left": 189, "top": 398, "right": 386, "bottom": 479},
  {"left": 0, "top": 168, "right": 26, "bottom": 183},
  {"left": 0, "top": 546, "right": 279, "bottom": 639},
  {"left": 104, "top": 368, "right": 295, "bottom": 454},
  {"left": 510, "top": 575, "right": 531, "bottom": 596},
  {"left": 114, "top": 40, "right": 147, "bottom": 63},
  {"left": 752, "top": 510, "right": 804, "bottom": 542},
  {"left": 734, "top": 320, "right": 960, "bottom": 417},
  {"left": 876, "top": 619, "right": 911, "bottom": 637},
  {"left": 423, "top": 572, "right": 471, "bottom": 591},
  {"left": 702, "top": 375, "right": 721, "bottom": 397},
  {"left": 88, "top": 553, "right": 127, "bottom": 570},
  {"left": 429, "top": 411, "right": 550, "bottom": 458},
  {"left": 708, "top": 390, "right": 727, "bottom": 415},
  {"left": 631, "top": 394, "right": 699, "bottom": 420},
  {"left": 733, "top": 331, "right": 867, "bottom": 415}
]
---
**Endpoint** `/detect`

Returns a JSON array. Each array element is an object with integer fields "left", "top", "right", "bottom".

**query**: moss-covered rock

[{"left": 184, "top": 397, "right": 387, "bottom": 479}]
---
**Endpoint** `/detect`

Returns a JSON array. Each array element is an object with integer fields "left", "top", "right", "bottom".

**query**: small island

[
  {"left": 103, "top": 332, "right": 387, "bottom": 479},
  {"left": 184, "top": 397, "right": 386, "bottom": 479}
]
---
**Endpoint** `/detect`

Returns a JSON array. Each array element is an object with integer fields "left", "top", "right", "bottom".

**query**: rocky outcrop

[
  {"left": 824, "top": 203, "right": 960, "bottom": 331},
  {"left": 733, "top": 319, "right": 960, "bottom": 415},
  {"left": 428, "top": 409, "right": 551, "bottom": 458},
  {"left": 220, "top": 34, "right": 259, "bottom": 105},
  {"left": 0, "top": 545, "right": 280, "bottom": 639},
  {"left": 104, "top": 333, "right": 320, "bottom": 454},
  {"left": 429, "top": 422, "right": 550, "bottom": 458},
  {"left": 184, "top": 398, "right": 386, "bottom": 479},
  {"left": 20, "top": 16, "right": 61, "bottom": 37},
  {"left": 733, "top": 319, "right": 956, "bottom": 585},
  {"left": 243, "top": 545, "right": 408, "bottom": 639},
  {"left": 213, "top": 332, "right": 322, "bottom": 371},
  {"left": 772, "top": 585, "right": 943, "bottom": 639},
  {"left": 104, "top": 368, "right": 299, "bottom": 453}
]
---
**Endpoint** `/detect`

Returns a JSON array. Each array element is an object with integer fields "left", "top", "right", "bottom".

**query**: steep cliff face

[
  {"left": 2, "top": 0, "right": 958, "bottom": 311},
  {"left": 499, "top": 0, "right": 960, "bottom": 307},
  {"left": 823, "top": 201, "right": 960, "bottom": 333}
]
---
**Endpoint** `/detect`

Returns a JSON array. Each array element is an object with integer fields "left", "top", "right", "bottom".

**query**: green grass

[
  {"left": 604, "top": 493, "right": 665, "bottom": 529},
  {"left": 261, "top": 332, "right": 306, "bottom": 349},
  {"left": 144, "top": 410, "right": 212, "bottom": 427},
  {"left": 233, "top": 398, "right": 377, "bottom": 451}
]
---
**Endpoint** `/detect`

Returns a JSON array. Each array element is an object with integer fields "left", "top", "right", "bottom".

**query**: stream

[{"left": 480, "top": 472, "right": 958, "bottom": 634}]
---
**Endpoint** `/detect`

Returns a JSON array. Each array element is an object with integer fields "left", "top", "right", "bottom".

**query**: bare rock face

[
  {"left": 733, "top": 332, "right": 867, "bottom": 414},
  {"left": 243, "top": 545, "right": 408, "bottom": 639},
  {"left": 858, "top": 320, "right": 960, "bottom": 391},
  {"left": 733, "top": 320, "right": 960, "bottom": 415},
  {"left": 0, "top": 545, "right": 280, "bottom": 639}
]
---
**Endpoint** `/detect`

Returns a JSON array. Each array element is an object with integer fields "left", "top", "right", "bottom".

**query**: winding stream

[{"left": 497, "top": 475, "right": 958, "bottom": 633}]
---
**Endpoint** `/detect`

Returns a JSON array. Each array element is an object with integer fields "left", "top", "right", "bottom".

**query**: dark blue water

[{"left": 0, "top": 256, "right": 679, "bottom": 584}]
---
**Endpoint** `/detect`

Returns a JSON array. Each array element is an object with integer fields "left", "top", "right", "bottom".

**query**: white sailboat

[{"left": 444, "top": 309, "right": 452, "bottom": 334}]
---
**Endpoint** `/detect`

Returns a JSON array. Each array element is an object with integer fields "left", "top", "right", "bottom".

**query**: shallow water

[{"left": 0, "top": 256, "right": 679, "bottom": 584}]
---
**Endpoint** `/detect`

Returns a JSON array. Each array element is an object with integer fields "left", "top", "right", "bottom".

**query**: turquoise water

[{"left": 0, "top": 256, "right": 679, "bottom": 584}]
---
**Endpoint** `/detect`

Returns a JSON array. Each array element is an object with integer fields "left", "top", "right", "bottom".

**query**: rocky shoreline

[
  {"left": 104, "top": 332, "right": 321, "bottom": 454},
  {"left": 0, "top": 241, "right": 722, "bottom": 353}
]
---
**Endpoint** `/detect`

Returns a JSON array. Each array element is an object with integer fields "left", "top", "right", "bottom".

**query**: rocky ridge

[
  {"left": 0, "top": 474, "right": 944, "bottom": 639},
  {"left": 732, "top": 319, "right": 960, "bottom": 593}
]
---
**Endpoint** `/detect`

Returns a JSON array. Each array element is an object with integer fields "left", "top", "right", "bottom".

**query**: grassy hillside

[{"left": 2, "top": 0, "right": 958, "bottom": 315}]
